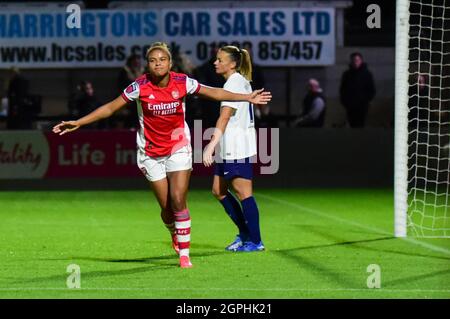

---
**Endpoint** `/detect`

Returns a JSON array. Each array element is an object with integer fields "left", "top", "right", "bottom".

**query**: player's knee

[
  {"left": 170, "top": 194, "right": 186, "bottom": 212},
  {"left": 233, "top": 189, "right": 252, "bottom": 202}
]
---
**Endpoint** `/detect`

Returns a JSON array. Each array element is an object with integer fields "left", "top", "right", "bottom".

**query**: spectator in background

[
  {"left": 193, "top": 46, "right": 225, "bottom": 128},
  {"left": 171, "top": 51, "right": 195, "bottom": 75},
  {"left": 116, "top": 54, "right": 144, "bottom": 129},
  {"left": 117, "top": 54, "right": 144, "bottom": 90},
  {"left": 339, "top": 52, "right": 376, "bottom": 128},
  {"left": 68, "top": 81, "right": 102, "bottom": 129},
  {"left": 7, "top": 67, "right": 33, "bottom": 129},
  {"left": 294, "top": 78, "right": 326, "bottom": 128}
]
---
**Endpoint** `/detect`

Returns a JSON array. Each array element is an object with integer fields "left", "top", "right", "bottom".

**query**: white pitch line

[
  {"left": 255, "top": 193, "right": 450, "bottom": 256},
  {"left": 0, "top": 287, "right": 449, "bottom": 293}
]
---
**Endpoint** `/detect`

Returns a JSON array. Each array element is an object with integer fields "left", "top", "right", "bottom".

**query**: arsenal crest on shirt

[{"left": 171, "top": 90, "right": 179, "bottom": 99}]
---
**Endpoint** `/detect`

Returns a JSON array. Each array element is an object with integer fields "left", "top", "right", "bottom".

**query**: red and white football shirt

[{"left": 121, "top": 72, "right": 201, "bottom": 157}]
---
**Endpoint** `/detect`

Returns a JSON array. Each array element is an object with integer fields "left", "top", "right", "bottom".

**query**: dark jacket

[
  {"left": 68, "top": 92, "right": 101, "bottom": 118},
  {"left": 339, "top": 63, "right": 376, "bottom": 110},
  {"left": 7, "top": 74, "right": 36, "bottom": 129},
  {"left": 297, "top": 92, "right": 326, "bottom": 127}
]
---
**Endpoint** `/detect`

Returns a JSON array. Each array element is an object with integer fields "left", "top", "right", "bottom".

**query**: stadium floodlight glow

[{"left": 395, "top": 0, "right": 450, "bottom": 238}]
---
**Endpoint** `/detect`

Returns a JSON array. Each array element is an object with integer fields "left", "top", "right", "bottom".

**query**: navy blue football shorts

[{"left": 214, "top": 157, "right": 253, "bottom": 181}]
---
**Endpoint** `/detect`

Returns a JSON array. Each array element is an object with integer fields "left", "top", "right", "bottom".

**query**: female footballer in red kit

[{"left": 53, "top": 42, "right": 272, "bottom": 268}]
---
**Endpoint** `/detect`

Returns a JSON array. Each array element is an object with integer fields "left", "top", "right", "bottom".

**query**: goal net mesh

[{"left": 407, "top": 0, "right": 450, "bottom": 237}]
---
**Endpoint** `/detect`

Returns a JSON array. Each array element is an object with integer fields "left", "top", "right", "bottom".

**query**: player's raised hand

[
  {"left": 52, "top": 121, "right": 80, "bottom": 135},
  {"left": 249, "top": 88, "right": 272, "bottom": 105}
]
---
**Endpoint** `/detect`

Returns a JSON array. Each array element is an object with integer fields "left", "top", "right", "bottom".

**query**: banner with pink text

[{"left": 0, "top": 130, "right": 278, "bottom": 179}]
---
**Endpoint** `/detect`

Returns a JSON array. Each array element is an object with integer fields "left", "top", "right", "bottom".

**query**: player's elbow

[
  {"left": 221, "top": 113, "right": 232, "bottom": 121},
  {"left": 218, "top": 115, "right": 232, "bottom": 127}
]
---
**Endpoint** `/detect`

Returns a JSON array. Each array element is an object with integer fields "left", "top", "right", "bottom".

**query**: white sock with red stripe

[{"left": 174, "top": 209, "right": 191, "bottom": 257}]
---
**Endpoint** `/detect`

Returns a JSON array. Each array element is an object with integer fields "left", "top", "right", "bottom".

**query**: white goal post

[{"left": 395, "top": 0, "right": 450, "bottom": 238}]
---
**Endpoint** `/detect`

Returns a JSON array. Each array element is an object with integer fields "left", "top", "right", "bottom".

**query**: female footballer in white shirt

[{"left": 203, "top": 46, "right": 264, "bottom": 252}]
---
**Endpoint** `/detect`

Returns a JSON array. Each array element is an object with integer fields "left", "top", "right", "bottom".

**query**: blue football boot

[
  {"left": 225, "top": 235, "right": 244, "bottom": 251},
  {"left": 235, "top": 241, "right": 265, "bottom": 252}
]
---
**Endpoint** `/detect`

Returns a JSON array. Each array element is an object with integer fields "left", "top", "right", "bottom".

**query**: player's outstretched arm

[
  {"left": 52, "top": 96, "right": 128, "bottom": 135},
  {"left": 197, "top": 86, "right": 272, "bottom": 105}
]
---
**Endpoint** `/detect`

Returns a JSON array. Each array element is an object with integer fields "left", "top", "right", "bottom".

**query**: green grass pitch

[{"left": 0, "top": 188, "right": 449, "bottom": 299}]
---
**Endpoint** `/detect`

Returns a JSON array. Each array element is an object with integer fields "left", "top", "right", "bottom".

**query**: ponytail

[{"left": 239, "top": 49, "right": 253, "bottom": 82}]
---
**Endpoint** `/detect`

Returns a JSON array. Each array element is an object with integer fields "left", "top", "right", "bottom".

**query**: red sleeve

[
  {"left": 121, "top": 92, "right": 132, "bottom": 102},
  {"left": 194, "top": 83, "right": 202, "bottom": 94}
]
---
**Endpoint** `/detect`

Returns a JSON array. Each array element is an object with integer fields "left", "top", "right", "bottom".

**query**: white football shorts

[{"left": 137, "top": 145, "right": 193, "bottom": 182}]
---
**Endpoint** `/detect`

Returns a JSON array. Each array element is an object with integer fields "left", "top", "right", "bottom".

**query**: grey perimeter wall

[
  {"left": 2, "top": 128, "right": 394, "bottom": 190},
  {"left": 255, "top": 127, "right": 394, "bottom": 188}
]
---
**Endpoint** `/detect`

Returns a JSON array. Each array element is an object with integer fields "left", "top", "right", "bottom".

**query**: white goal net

[{"left": 395, "top": 0, "right": 450, "bottom": 237}]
